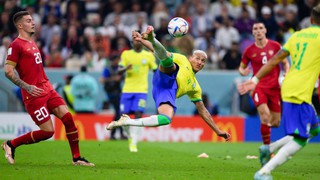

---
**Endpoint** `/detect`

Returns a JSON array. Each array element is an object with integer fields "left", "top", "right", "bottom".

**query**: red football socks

[
  {"left": 61, "top": 112, "right": 80, "bottom": 158},
  {"left": 11, "top": 130, "right": 54, "bottom": 147},
  {"left": 260, "top": 124, "right": 271, "bottom": 145}
]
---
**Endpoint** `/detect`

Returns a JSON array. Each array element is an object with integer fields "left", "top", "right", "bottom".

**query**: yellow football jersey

[
  {"left": 120, "top": 49, "right": 157, "bottom": 93},
  {"left": 173, "top": 53, "right": 202, "bottom": 102},
  {"left": 282, "top": 25, "right": 320, "bottom": 104}
]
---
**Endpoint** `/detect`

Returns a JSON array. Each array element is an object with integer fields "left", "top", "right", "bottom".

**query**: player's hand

[
  {"left": 126, "top": 64, "right": 133, "bottom": 70},
  {"left": 113, "top": 75, "right": 122, "bottom": 82},
  {"left": 239, "top": 67, "right": 251, "bottom": 76},
  {"left": 237, "top": 80, "right": 257, "bottom": 95},
  {"left": 218, "top": 131, "right": 231, "bottom": 141},
  {"left": 26, "top": 85, "right": 44, "bottom": 97},
  {"left": 132, "top": 31, "right": 142, "bottom": 42}
]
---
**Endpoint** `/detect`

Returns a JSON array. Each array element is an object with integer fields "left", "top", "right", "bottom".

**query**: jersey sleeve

[
  {"left": 6, "top": 42, "right": 21, "bottom": 65},
  {"left": 282, "top": 34, "right": 294, "bottom": 54},
  {"left": 119, "top": 51, "right": 127, "bottom": 67},
  {"left": 188, "top": 82, "right": 202, "bottom": 102}
]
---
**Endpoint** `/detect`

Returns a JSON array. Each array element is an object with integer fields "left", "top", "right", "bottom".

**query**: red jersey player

[
  {"left": 1, "top": 11, "right": 94, "bottom": 166},
  {"left": 238, "top": 22, "right": 290, "bottom": 146}
]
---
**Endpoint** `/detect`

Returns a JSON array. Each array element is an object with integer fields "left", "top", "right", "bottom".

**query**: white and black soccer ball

[{"left": 167, "top": 17, "right": 189, "bottom": 38}]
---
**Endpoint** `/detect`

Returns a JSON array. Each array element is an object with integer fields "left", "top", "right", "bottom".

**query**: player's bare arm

[
  {"left": 238, "top": 62, "right": 251, "bottom": 76},
  {"left": 281, "top": 57, "right": 290, "bottom": 75},
  {"left": 194, "top": 101, "right": 231, "bottom": 141},
  {"left": 4, "top": 63, "right": 44, "bottom": 97},
  {"left": 118, "top": 64, "right": 133, "bottom": 75}
]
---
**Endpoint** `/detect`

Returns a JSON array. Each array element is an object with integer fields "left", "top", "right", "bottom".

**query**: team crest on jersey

[
  {"left": 192, "top": 83, "right": 196, "bottom": 89},
  {"left": 142, "top": 59, "right": 146, "bottom": 64},
  {"left": 27, "top": 48, "right": 31, "bottom": 51},
  {"left": 268, "top": 50, "right": 274, "bottom": 55},
  {"left": 260, "top": 52, "right": 266, "bottom": 56},
  {"left": 32, "top": 47, "right": 36, "bottom": 50},
  {"left": 252, "top": 53, "right": 256, "bottom": 58}
]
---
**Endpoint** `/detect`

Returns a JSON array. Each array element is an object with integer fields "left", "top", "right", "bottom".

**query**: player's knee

[
  {"left": 157, "top": 114, "right": 171, "bottom": 126},
  {"left": 271, "top": 120, "right": 280, "bottom": 127},
  {"left": 259, "top": 113, "right": 271, "bottom": 125}
]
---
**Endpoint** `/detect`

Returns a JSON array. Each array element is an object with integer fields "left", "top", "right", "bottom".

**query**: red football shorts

[
  {"left": 24, "top": 90, "right": 66, "bottom": 126},
  {"left": 251, "top": 87, "right": 281, "bottom": 112}
]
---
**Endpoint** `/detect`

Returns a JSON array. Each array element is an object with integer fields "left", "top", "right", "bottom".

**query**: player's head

[
  {"left": 13, "top": 11, "right": 35, "bottom": 35},
  {"left": 252, "top": 22, "right": 267, "bottom": 41},
  {"left": 311, "top": 4, "right": 320, "bottom": 25},
  {"left": 189, "top": 50, "right": 207, "bottom": 73}
]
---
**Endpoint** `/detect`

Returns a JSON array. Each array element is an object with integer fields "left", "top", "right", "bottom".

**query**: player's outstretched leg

[
  {"left": 72, "top": 156, "right": 95, "bottom": 166},
  {"left": 259, "top": 145, "right": 271, "bottom": 167},
  {"left": 1, "top": 140, "right": 15, "bottom": 164},
  {"left": 107, "top": 114, "right": 130, "bottom": 130},
  {"left": 254, "top": 171, "right": 273, "bottom": 180}
]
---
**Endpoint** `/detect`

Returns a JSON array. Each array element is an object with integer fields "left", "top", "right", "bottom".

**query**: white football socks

[
  {"left": 125, "top": 115, "right": 159, "bottom": 126},
  {"left": 259, "top": 139, "right": 302, "bottom": 174},
  {"left": 269, "top": 135, "right": 293, "bottom": 153}
]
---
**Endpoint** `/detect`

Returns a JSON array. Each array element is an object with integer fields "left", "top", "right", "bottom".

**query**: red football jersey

[
  {"left": 6, "top": 38, "right": 53, "bottom": 101},
  {"left": 241, "top": 39, "right": 281, "bottom": 89}
]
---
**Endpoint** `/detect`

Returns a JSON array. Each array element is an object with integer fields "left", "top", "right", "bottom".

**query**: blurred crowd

[{"left": 0, "top": 0, "right": 318, "bottom": 71}]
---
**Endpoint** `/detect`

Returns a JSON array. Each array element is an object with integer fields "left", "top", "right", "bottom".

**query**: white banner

[{"left": 0, "top": 113, "right": 54, "bottom": 140}]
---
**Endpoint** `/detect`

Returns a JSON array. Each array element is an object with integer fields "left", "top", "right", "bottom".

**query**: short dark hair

[
  {"left": 13, "top": 11, "right": 30, "bottom": 24},
  {"left": 311, "top": 4, "right": 320, "bottom": 25}
]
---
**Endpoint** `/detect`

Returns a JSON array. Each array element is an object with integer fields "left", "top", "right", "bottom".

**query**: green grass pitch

[{"left": 0, "top": 140, "right": 319, "bottom": 180}]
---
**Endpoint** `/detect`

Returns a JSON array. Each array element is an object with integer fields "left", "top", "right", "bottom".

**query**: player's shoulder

[
  {"left": 268, "top": 39, "right": 280, "bottom": 45},
  {"left": 141, "top": 49, "right": 154, "bottom": 56},
  {"left": 243, "top": 43, "right": 256, "bottom": 54},
  {"left": 10, "top": 38, "right": 23, "bottom": 47},
  {"left": 267, "top": 39, "right": 281, "bottom": 48},
  {"left": 121, "top": 49, "right": 133, "bottom": 56}
]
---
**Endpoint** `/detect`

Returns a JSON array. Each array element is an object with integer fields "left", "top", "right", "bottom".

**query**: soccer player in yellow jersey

[
  {"left": 107, "top": 26, "right": 231, "bottom": 142},
  {"left": 118, "top": 37, "right": 157, "bottom": 152},
  {"left": 238, "top": 4, "right": 320, "bottom": 180}
]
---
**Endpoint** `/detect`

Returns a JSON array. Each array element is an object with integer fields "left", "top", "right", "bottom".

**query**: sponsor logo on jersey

[{"left": 268, "top": 50, "right": 274, "bottom": 55}]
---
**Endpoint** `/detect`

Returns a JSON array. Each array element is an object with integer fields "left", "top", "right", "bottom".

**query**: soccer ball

[{"left": 167, "top": 17, "right": 189, "bottom": 38}]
